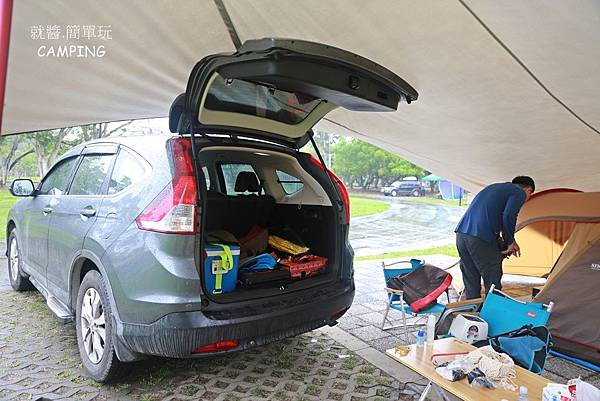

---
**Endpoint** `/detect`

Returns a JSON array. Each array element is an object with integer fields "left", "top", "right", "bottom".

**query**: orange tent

[{"left": 503, "top": 189, "right": 600, "bottom": 277}]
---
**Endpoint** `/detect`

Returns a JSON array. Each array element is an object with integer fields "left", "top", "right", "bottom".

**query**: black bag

[
  {"left": 386, "top": 264, "right": 452, "bottom": 312},
  {"left": 238, "top": 268, "right": 290, "bottom": 287},
  {"left": 473, "top": 324, "right": 552, "bottom": 374}
]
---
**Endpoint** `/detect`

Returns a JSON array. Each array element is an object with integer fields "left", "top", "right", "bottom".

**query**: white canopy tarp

[{"left": 2, "top": 0, "right": 600, "bottom": 192}]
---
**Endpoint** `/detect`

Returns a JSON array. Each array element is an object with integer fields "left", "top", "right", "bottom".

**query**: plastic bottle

[
  {"left": 517, "top": 385, "right": 529, "bottom": 401},
  {"left": 416, "top": 329, "right": 425, "bottom": 347},
  {"left": 426, "top": 314, "right": 436, "bottom": 344}
]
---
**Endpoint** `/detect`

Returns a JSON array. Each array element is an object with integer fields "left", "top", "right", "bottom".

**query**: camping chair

[
  {"left": 437, "top": 284, "right": 555, "bottom": 373},
  {"left": 481, "top": 284, "right": 554, "bottom": 337},
  {"left": 381, "top": 259, "right": 448, "bottom": 342},
  {"left": 436, "top": 284, "right": 555, "bottom": 337}
]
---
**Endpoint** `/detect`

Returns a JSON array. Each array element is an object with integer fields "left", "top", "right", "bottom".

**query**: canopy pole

[
  {"left": 0, "top": 0, "right": 13, "bottom": 133},
  {"left": 213, "top": 0, "right": 241, "bottom": 50}
]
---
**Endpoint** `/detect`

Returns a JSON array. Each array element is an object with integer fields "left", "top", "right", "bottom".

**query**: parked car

[
  {"left": 381, "top": 180, "right": 424, "bottom": 197},
  {"left": 5, "top": 38, "right": 417, "bottom": 381}
]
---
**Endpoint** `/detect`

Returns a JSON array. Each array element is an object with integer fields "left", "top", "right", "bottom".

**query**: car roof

[{"left": 61, "top": 134, "right": 174, "bottom": 161}]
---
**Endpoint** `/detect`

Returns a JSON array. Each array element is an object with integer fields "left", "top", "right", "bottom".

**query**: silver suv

[{"left": 5, "top": 38, "right": 417, "bottom": 381}]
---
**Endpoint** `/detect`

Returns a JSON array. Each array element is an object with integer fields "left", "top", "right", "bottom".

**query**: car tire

[
  {"left": 7, "top": 229, "right": 34, "bottom": 292},
  {"left": 391, "top": 190, "right": 398, "bottom": 197},
  {"left": 412, "top": 189, "right": 421, "bottom": 197},
  {"left": 76, "top": 270, "right": 129, "bottom": 382}
]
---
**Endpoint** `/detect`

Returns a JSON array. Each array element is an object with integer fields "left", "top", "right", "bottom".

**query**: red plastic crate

[{"left": 280, "top": 255, "right": 328, "bottom": 279}]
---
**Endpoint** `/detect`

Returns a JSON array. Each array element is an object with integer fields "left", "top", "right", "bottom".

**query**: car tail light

[
  {"left": 330, "top": 307, "right": 350, "bottom": 321},
  {"left": 192, "top": 340, "right": 239, "bottom": 354},
  {"left": 136, "top": 138, "right": 197, "bottom": 234},
  {"left": 308, "top": 154, "right": 350, "bottom": 223}
]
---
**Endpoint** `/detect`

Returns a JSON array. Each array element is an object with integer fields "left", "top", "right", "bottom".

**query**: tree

[
  {"left": 331, "top": 137, "right": 425, "bottom": 190},
  {"left": 0, "top": 136, "right": 34, "bottom": 187},
  {"left": 28, "top": 128, "right": 73, "bottom": 177},
  {"left": 301, "top": 130, "right": 338, "bottom": 168},
  {"left": 76, "top": 121, "right": 134, "bottom": 143}
]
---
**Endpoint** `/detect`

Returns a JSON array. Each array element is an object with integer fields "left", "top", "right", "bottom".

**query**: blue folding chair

[
  {"left": 381, "top": 259, "right": 447, "bottom": 342},
  {"left": 480, "top": 284, "right": 554, "bottom": 337}
]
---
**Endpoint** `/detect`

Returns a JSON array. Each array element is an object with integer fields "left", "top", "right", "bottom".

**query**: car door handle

[
  {"left": 42, "top": 207, "right": 53, "bottom": 216},
  {"left": 80, "top": 207, "right": 97, "bottom": 218}
]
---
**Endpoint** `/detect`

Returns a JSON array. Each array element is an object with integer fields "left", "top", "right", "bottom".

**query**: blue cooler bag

[{"left": 204, "top": 244, "right": 240, "bottom": 294}]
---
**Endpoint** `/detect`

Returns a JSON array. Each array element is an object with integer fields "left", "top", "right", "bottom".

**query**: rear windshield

[{"left": 204, "top": 74, "right": 322, "bottom": 124}]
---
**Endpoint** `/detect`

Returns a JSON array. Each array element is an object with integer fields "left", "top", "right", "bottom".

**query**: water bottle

[
  {"left": 517, "top": 386, "right": 529, "bottom": 401},
  {"left": 426, "top": 314, "right": 436, "bottom": 344},
  {"left": 416, "top": 329, "right": 425, "bottom": 347}
]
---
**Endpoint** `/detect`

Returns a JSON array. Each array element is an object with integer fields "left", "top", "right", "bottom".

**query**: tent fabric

[
  {"left": 535, "top": 228, "right": 600, "bottom": 365},
  {"left": 516, "top": 192, "right": 600, "bottom": 230},
  {"left": 1, "top": 0, "right": 235, "bottom": 134},
  {"left": 2, "top": 1, "right": 600, "bottom": 193},
  {"left": 421, "top": 174, "right": 444, "bottom": 182},
  {"left": 504, "top": 190, "right": 600, "bottom": 277},
  {"left": 503, "top": 220, "right": 575, "bottom": 277},
  {"left": 538, "top": 223, "right": 600, "bottom": 292}
]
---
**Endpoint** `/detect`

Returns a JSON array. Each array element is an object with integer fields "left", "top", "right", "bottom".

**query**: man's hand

[{"left": 502, "top": 241, "right": 521, "bottom": 257}]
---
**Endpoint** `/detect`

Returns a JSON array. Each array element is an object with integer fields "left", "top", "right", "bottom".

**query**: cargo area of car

[{"left": 196, "top": 142, "right": 341, "bottom": 302}]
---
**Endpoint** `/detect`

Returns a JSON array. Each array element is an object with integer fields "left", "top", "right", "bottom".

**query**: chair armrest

[
  {"left": 384, "top": 287, "right": 403, "bottom": 296},
  {"left": 444, "top": 297, "right": 484, "bottom": 309}
]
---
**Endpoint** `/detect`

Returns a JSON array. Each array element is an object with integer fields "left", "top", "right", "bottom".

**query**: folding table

[{"left": 386, "top": 338, "right": 552, "bottom": 401}]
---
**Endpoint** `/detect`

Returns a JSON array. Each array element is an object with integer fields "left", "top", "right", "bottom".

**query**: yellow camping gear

[{"left": 268, "top": 235, "right": 309, "bottom": 256}]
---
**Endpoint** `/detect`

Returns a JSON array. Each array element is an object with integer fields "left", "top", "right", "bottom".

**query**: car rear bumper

[{"left": 114, "top": 282, "right": 354, "bottom": 359}]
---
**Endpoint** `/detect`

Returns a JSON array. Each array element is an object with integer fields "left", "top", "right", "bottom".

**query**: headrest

[
  {"left": 169, "top": 93, "right": 187, "bottom": 133},
  {"left": 235, "top": 171, "right": 260, "bottom": 193}
]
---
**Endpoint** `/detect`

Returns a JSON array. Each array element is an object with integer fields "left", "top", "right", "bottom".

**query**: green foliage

[
  {"left": 0, "top": 188, "right": 18, "bottom": 239},
  {"left": 355, "top": 244, "right": 459, "bottom": 261},
  {"left": 331, "top": 137, "right": 425, "bottom": 189},
  {"left": 350, "top": 196, "right": 390, "bottom": 218}
]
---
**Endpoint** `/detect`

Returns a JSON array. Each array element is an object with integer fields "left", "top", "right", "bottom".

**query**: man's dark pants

[{"left": 456, "top": 232, "right": 503, "bottom": 299}]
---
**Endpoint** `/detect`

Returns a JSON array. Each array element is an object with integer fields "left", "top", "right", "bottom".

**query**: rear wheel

[
  {"left": 412, "top": 189, "right": 421, "bottom": 197},
  {"left": 76, "top": 270, "right": 128, "bottom": 382},
  {"left": 7, "top": 229, "right": 34, "bottom": 291}
]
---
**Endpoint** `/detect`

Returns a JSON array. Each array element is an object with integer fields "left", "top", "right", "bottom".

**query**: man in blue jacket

[{"left": 455, "top": 176, "right": 535, "bottom": 299}]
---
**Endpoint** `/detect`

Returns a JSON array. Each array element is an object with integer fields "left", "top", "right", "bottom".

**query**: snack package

[{"left": 566, "top": 378, "right": 600, "bottom": 401}]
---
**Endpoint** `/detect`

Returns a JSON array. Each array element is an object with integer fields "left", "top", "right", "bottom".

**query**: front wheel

[
  {"left": 391, "top": 190, "right": 398, "bottom": 197},
  {"left": 7, "top": 229, "right": 34, "bottom": 291},
  {"left": 76, "top": 270, "right": 129, "bottom": 382}
]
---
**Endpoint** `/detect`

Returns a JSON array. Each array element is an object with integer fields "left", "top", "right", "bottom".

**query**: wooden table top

[{"left": 386, "top": 338, "right": 552, "bottom": 401}]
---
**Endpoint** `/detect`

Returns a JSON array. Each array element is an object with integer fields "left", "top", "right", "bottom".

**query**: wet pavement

[
  {"left": 350, "top": 256, "right": 600, "bottom": 389},
  {"left": 0, "top": 245, "right": 420, "bottom": 401},
  {"left": 349, "top": 195, "right": 464, "bottom": 257},
  {"left": 2, "top": 200, "right": 599, "bottom": 400}
]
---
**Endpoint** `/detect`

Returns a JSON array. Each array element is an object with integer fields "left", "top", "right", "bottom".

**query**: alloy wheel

[
  {"left": 9, "top": 237, "right": 19, "bottom": 282},
  {"left": 81, "top": 288, "right": 106, "bottom": 364}
]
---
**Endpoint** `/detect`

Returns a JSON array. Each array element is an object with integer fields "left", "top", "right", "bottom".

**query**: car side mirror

[{"left": 9, "top": 179, "right": 35, "bottom": 197}]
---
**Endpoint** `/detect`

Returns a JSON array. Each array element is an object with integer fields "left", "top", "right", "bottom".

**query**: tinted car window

[
  {"left": 108, "top": 150, "right": 146, "bottom": 195},
  {"left": 38, "top": 157, "right": 79, "bottom": 195},
  {"left": 221, "top": 163, "right": 257, "bottom": 195},
  {"left": 69, "top": 154, "right": 113, "bottom": 196},
  {"left": 205, "top": 74, "right": 321, "bottom": 124},
  {"left": 276, "top": 170, "right": 304, "bottom": 195}
]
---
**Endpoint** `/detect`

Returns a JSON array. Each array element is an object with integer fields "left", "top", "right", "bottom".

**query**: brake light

[
  {"left": 136, "top": 138, "right": 197, "bottom": 234},
  {"left": 308, "top": 155, "right": 350, "bottom": 223},
  {"left": 192, "top": 340, "right": 239, "bottom": 354}
]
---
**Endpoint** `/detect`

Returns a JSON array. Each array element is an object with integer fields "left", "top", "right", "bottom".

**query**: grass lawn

[
  {"left": 395, "top": 196, "right": 467, "bottom": 207},
  {"left": 0, "top": 188, "right": 17, "bottom": 240},
  {"left": 355, "top": 244, "right": 458, "bottom": 261},
  {"left": 350, "top": 196, "right": 391, "bottom": 218}
]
